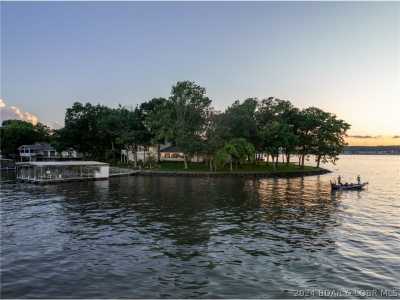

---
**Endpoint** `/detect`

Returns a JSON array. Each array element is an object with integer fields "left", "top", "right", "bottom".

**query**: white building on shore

[
  {"left": 18, "top": 143, "right": 81, "bottom": 161},
  {"left": 121, "top": 144, "right": 205, "bottom": 163}
]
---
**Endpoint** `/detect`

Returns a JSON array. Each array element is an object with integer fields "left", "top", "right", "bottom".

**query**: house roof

[
  {"left": 18, "top": 143, "right": 55, "bottom": 151},
  {"left": 160, "top": 145, "right": 182, "bottom": 153}
]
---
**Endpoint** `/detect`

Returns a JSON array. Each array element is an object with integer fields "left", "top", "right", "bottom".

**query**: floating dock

[{"left": 16, "top": 161, "right": 110, "bottom": 184}]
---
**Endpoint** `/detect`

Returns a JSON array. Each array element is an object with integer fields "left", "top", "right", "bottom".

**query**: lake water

[{"left": 1, "top": 156, "right": 399, "bottom": 298}]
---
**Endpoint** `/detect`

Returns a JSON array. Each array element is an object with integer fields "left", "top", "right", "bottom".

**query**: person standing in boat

[
  {"left": 357, "top": 175, "right": 361, "bottom": 184},
  {"left": 337, "top": 175, "right": 342, "bottom": 185}
]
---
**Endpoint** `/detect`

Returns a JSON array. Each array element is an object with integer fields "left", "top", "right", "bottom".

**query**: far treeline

[{"left": 1, "top": 81, "right": 350, "bottom": 170}]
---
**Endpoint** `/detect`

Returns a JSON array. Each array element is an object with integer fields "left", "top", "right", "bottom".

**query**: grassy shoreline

[{"left": 113, "top": 161, "right": 331, "bottom": 178}]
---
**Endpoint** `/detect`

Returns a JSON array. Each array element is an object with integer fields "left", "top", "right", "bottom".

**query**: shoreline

[
  {"left": 136, "top": 167, "right": 331, "bottom": 178},
  {"left": 10, "top": 167, "right": 331, "bottom": 185}
]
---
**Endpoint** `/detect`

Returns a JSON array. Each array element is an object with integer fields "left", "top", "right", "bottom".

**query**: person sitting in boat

[
  {"left": 357, "top": 175, "right": 361, "bottom": 184},
  {"left": 337, "top": 175, "right": 342, "bottom": 185}
]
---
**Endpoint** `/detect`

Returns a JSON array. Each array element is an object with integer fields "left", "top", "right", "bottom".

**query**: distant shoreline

[{"left": 343, "top": 145, "right": 400, "bottom": 155}]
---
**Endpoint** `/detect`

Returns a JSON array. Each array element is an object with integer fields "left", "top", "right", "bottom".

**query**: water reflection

[
  {"left": 50, "top": 175, "right": 339, "bottom": 260},
  {"left": 2, "top": 156, "right": 399, "bottom": 298}
]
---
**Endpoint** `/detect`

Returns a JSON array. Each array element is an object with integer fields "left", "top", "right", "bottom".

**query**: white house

[
  {"left": 18, "top": 143, "right": 57, "bottom": 161},
  {"left": 121, "top": 143, "right": 205, "bottom": 163},
  {"left": 18, "top": 143, "right": 81, "bottom": 161},
  {"left": 121, "top": 145, "right": 159, "bottom": 163},
  {"left": 159, "top": 145, "right": 204, "bottom": 162}
]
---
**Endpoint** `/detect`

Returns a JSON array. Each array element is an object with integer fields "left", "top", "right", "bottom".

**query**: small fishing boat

[{"left": 331, "top": 182, "right": 368, "bottom": 191}]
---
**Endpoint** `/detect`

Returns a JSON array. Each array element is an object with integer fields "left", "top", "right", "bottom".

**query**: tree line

[{"left": 1, "top": 81, "right": 350, "bottom": 169}]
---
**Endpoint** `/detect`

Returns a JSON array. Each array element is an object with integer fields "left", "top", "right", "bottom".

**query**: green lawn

[{"left": 153, "top": 161, "right": 321, "bottom": 173}]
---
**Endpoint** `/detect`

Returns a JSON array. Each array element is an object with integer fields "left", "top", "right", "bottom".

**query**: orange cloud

[{"left": 0, "top": 98, "right": 39, "bottom": 125}]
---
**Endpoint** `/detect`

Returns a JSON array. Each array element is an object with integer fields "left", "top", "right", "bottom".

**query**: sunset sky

[{"left": 1, "top": 2, "right": 399, "bottom": 146}]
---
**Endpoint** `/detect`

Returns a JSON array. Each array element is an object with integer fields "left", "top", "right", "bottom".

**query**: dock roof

[
  {"left": 18, "top": 143, "right": 55, "bottom": 151},
  {"left": 16, "top": 161, "right": 109, "bottom": 167}
]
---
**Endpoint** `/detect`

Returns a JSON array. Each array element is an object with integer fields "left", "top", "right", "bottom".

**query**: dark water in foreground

[{"left": 1, "top": 156, "right": 399, "bottom": 298}]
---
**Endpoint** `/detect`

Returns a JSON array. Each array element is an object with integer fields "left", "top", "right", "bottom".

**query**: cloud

[
  {"left": 0, "top": 98, "right": 39, "bottom": 125},
  {"left": 393, "top": 135, "right": 400, "bottom": 139}
]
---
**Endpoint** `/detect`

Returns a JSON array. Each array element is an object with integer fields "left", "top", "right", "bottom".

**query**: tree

[
  {"left": 203, "top": 110, "right": 226, "bottom": 171},
  {"left": 216, "top": 138, "right": 255, "bottom": 171},
  {"left": 297, "top": 107, "right": 350, "bottom": 167},
  {"left": 214, "top": 147, "right": 232, "bottom": 171},
  {"left": 97, "top": 106, "right": 124, "bottom": 161},
  {"left": 310, "top": 109, "right": 350, "bottom": 167},
  {"left": 257, "top": 97, "right": 300, "bottom": 166},
  {"left": 220, "top": 98, "right": 259, "bottom": 148},
  {"left": 169, "top": 81, "right": 212, "bottom": 169},
  {"left": 59, "top": 102, "right": 110, "bottom": 159},
  {"left": 0, "top": 120, "right": 52, "bottom": 158},
  {"left": 117, "top": 107, "right": 152, "bottom": 166},
  {"left": 257, "top": 119, "right": 283, "bottom": 168},
  {"left": 296, "top": 108, "right": 320, "bottom": 167},
  {"left": 141, "top": 98, "right": 172, "bottom": 162}
]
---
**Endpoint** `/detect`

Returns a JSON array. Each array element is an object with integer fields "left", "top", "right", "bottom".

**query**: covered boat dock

[{"left": 16, "top": 161, "right": 110, "bottom": 184}]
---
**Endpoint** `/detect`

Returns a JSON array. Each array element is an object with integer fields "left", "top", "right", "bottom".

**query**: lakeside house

[
  {"left": 121, "top": 143, "right": 205, "bottom": 163},
  {"left": 121, "top": 145, "right": 159, "bottom": 163},
  {"left": 18, "top": 143, "right": 81, "bottom": 161},
  {"left": 18, "top": 143, "right": 57, "bottom": 161},
  {"left": 160, "top": 145, "right": 204, "bottom": 162}
]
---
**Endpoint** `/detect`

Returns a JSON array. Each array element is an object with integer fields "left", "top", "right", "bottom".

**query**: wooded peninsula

[{"left": 1, "top": 81, "right": 350, "bottom": 172}]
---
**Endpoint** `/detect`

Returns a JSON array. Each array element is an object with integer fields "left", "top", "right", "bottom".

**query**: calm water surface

[{"left": 1, "top": 156, "right": 399, "bottom": 298}]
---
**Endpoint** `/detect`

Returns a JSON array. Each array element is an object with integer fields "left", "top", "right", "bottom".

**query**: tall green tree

[
  {"left": 141, "top": 97, "right": 172, "bottom": 162},
  {"left": 117, "top": 106, "right": 152, "bottom": 166},
  {"left": 59, "top": 102, "right": 107, "bottom": 159},
  {"left": 257, "top": 97, "right": 300, "bottom": 166},
  {"left": 309, "top": 108, "right": 350, "bottom": 167},
  {"left": 169, "top": 81, "right": 212, "bottom": 169},
  {"left": 97, "top": 106, "right": 123, "bottom": 161},
  {"left": 297, "top": 107, "right": 350, "bottom": 167},
  {"left": 221, "top": 98, "right": 259, "bottom": 147},
  {"left": 203, "top": 110, "right": 226, "bottom": 171}
]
